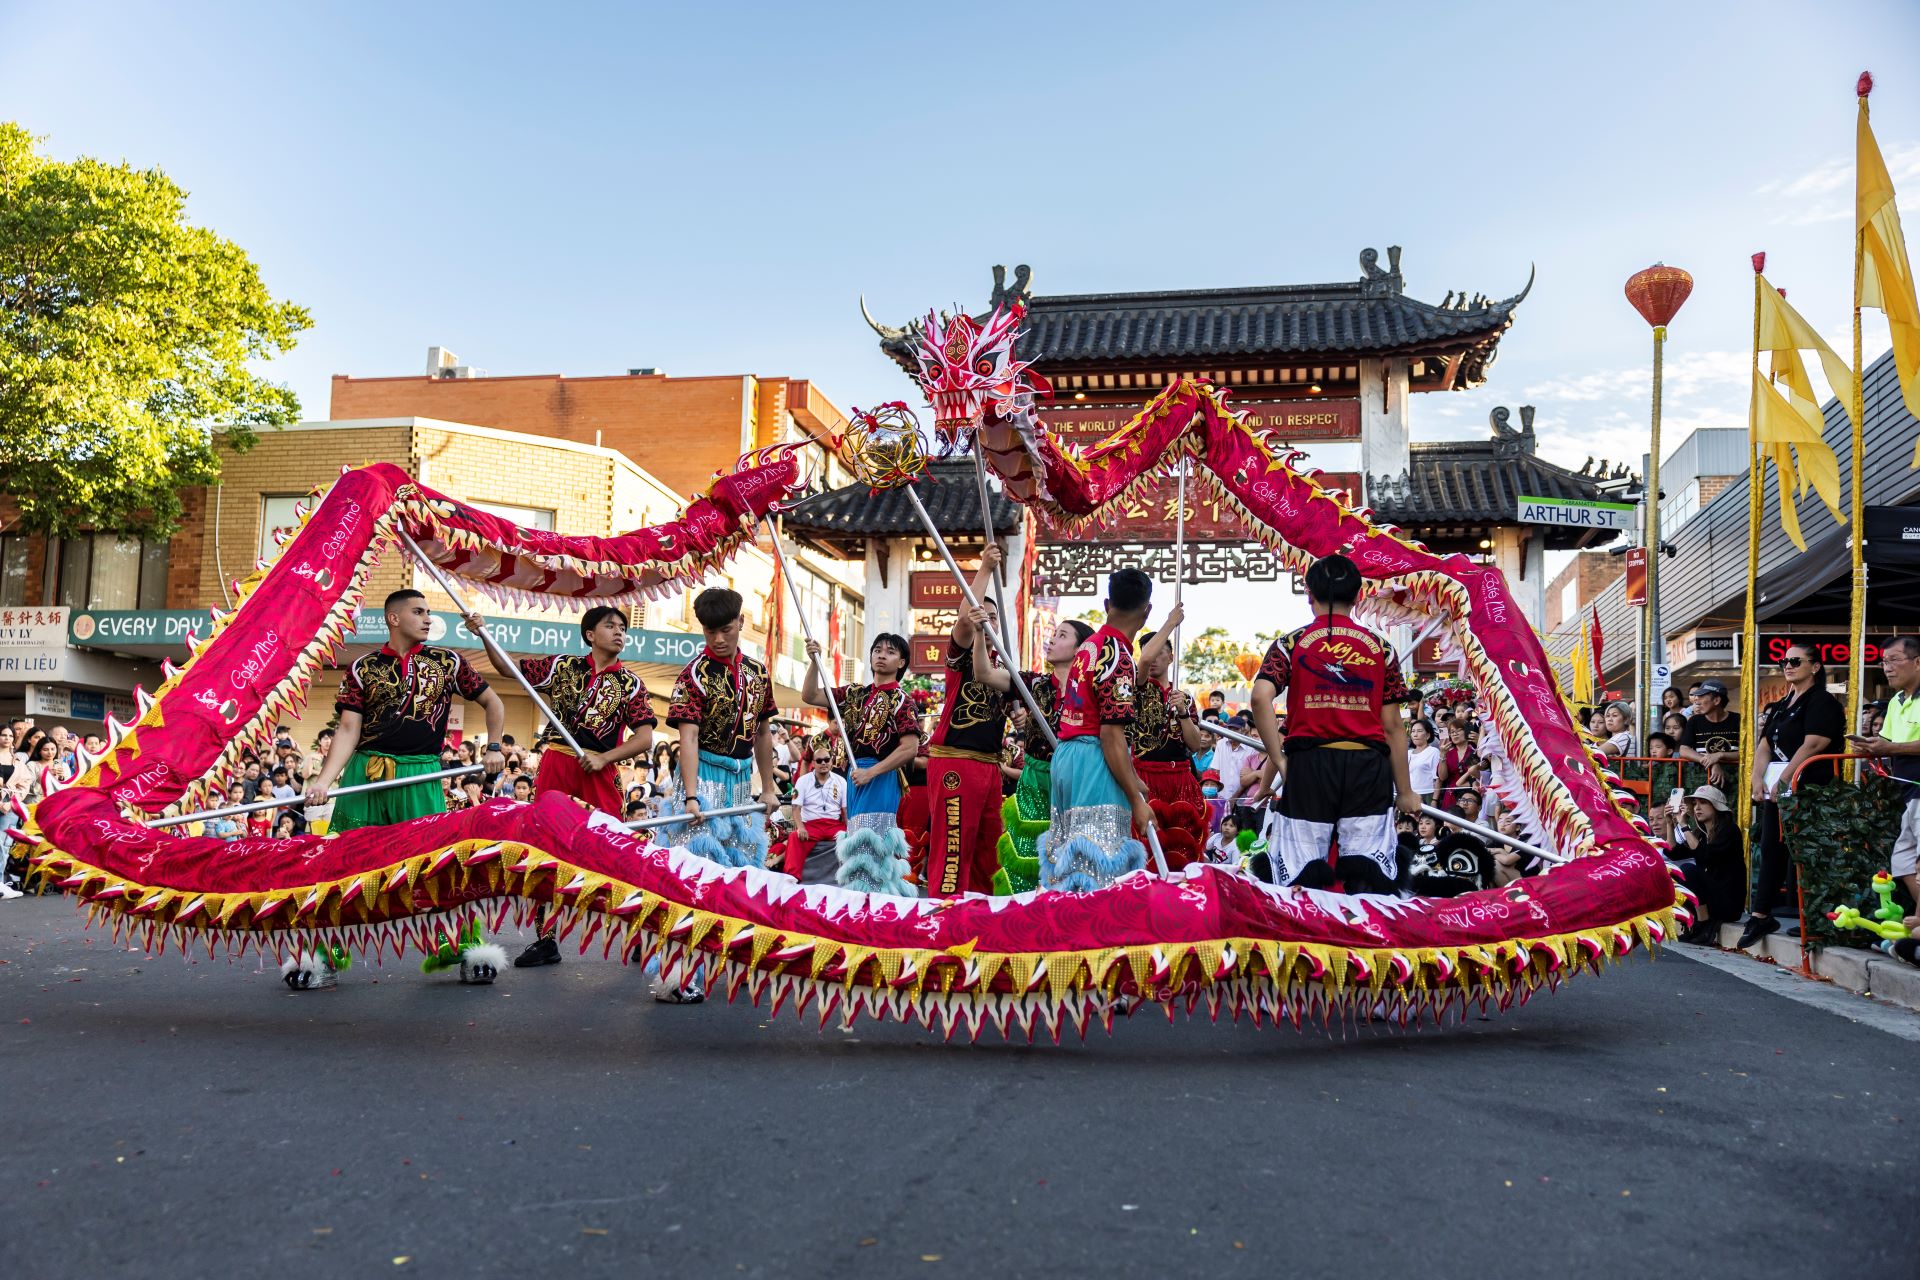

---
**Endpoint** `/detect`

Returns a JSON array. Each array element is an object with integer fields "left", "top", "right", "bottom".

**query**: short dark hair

[
  {"left": 581, "top": 605, "right": 629, "bottom": 640},
  {"left": 384, "top": 588, "right": 425, "bottom": 613},
  {"left": 1107, "top": 567, "right": 1153, "bottom": 614},
  {"left": 1065, "top": 620, "right": 1094, "bottom": 645},
  {"left": 693, "top": 587, "right": 743, "bottom": 630},
  {"left": 1304, "top": 553, "right": 1362, "bottom": 605},
  {"left": 871, "top": 632, "right": 910, "bottom": 662},
  {"left": 1887, "top": 635, "right": 1920, "bottom": 660}
]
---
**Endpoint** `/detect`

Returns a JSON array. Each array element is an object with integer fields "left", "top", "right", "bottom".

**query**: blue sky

[{"left": 5, "top": 0, "right": 1917, "bottom": 637}]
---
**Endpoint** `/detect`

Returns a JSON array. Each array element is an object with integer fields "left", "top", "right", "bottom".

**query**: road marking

[{"left": 1672, "top": 944, "right": 1920, "bottom": 1043}]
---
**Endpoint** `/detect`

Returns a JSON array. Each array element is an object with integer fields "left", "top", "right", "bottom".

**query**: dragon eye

[{"left": 974, "top": 357, "right": 997, "bottom": 376}]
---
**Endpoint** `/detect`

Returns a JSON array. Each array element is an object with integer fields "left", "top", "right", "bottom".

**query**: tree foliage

[
  {"left": 1180, "top": 625, "right": 1247, "bottom": 690},
  {"left": 0, "top": 123, "right": 310, "bottom": 537},
  {"left": 1779, "top": 773, "right": 1907, "bottom": 952}
]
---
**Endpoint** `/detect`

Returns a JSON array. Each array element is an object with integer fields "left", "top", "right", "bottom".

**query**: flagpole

[
  {"left": 1171, "top": 457, "right": 1187, "bottom": 689},
  {"left": 1736, "top": 261, "right": 1765, "bottom": 847},
  {"left": 1846, "top": 82, "right": 1871, "bottom": 764}
]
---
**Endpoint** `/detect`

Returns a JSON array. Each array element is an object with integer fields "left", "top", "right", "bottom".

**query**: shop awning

[{"left": 1755, "top": 504, "right": 1920, "bottom": 625}]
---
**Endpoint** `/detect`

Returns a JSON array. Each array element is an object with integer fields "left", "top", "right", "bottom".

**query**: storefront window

[
  {"left": 0, "top": 534, "right": 31, "bottom": 606},
  {"left": 53, "top": 534, "right": 170, "bottom": 609},
  {"left": 470, "top": 501, "right": 556, "bottom": 532},
  {"left": 260, "top": 494, "right": 305, "bottom": 563}
]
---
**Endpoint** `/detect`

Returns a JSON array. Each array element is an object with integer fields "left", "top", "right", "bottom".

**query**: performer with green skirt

[
  {"left": 977, "top": 617, "right": 1090, "bottom": 894},
  {"left": 300, "top": 589, "right": 507, "bottom": 988}
]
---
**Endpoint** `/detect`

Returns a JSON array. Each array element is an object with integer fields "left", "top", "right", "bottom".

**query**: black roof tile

[{"left": 779, "top": 460, "right": 1023, "bottom": 540}]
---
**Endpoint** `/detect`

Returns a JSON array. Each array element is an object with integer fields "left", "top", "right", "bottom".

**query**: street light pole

[{"left": 1624, "top": 264, "right": 1694, "bottom": 749}]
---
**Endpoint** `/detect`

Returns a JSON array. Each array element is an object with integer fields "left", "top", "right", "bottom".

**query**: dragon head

[{"left": 912, "top": 305, "right": 1049, "bottom": 437}]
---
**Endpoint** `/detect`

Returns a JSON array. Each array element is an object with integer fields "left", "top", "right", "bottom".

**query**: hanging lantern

[
  {"left": 1624, "top": 263, "right": 1694, "bottom": 331},
  {"left": 1233, "top": 651, "right": 1262, "bottom": 683}
]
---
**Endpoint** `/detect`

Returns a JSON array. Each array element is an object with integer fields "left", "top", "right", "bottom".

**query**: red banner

[
  {"left": 908, "top": 633, "right": 949, "bottom": 675},
  {"left": 909, "top": 572, "right": 967, "bottom": 611},
  {"left": 1045, "top": 398, "right": 1359, "bottom": 447},
  {"left": 1624, "top": 547, "right": 1648, "bottom": 608}
]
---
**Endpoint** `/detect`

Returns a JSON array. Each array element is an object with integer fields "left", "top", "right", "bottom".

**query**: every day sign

[{"left": 70, "top": 607, "right": 709, "bottom": 667}]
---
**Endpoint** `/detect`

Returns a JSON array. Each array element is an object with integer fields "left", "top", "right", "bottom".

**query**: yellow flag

[
  {"left": 1571, "top": 620, "right": 1595, "bottom": 706},
  {"left": 1857, "top": 98, "right": 1920, "bottom": 441},
  {"left": 1757, "top": 274, "right": 1856, "bottom": 428},
  {"left": 1751, "top": 275, "right": 1849, "bottom": 549}
]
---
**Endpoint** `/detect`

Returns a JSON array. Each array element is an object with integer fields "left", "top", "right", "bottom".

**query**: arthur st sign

[{"left": 1516, "top": 495, "right": 1637, "bottom": 533}]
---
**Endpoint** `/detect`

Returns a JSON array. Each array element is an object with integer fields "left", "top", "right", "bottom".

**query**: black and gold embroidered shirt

[{"left": 337, "top": 644, "right": 491, "bottom": 757}]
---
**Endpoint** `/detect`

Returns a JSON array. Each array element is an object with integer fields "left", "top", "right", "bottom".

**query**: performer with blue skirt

[
  {"left": 660, "top": 587, "right": 781, "bottom": 1003},
  {"left": 1039, "top": 569, "right": 1157, "bottom": 892},
  {"left": 800, "top": 633, "right": 920, "bottom": 895}
]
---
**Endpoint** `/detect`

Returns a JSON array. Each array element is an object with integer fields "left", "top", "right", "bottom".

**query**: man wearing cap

[
  {"left": 1853, "top": 636, "right": 1920, "bottom": 908},
  {"left": 1678, "top": 679, "right": 1741, "bottom": 789}
]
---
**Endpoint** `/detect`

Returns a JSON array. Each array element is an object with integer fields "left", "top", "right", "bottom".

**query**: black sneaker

[
  {"left": 513, "top": 936, "right": 562, "bottom": 968},
  {"left": 653, "top": 981, "right": 705, "bottom": 1004},
  {"left": 1736, "top": 915, "right": 1780, "bottom": 949}
]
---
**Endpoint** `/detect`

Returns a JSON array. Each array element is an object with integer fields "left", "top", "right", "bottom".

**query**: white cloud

[{"left": 1757, "top": 140, "right": 1920, "bottom": 225}]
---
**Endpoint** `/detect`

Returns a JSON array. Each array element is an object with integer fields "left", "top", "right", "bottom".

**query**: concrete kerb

[{"left": 1711, "top": 922, "right": 1920, "bottom": 1014}]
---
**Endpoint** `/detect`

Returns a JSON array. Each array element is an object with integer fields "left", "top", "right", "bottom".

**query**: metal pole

[
  {"left": 396, "top": 528, "right": 585, "bottom": 757},
  {"left": 1642, "top": 324, "right": 1666, "bottom": 755},
  {"left": 151, "top": 765, "right": 483, "bottom": 828},
  {"left": 899, "top": 484, "right": 1057, "bottom": 748},
  {"left": 1171, "top": 457, "right": 1187, "bottom": 688},
  {"left": 1189, "top": 718, "right": 1563, "bottom": 865},
  {"left": 1846, "top": 214, "right": 1868, "bottom": 772},
  {"left": 970, "top": 448, "right": 1018, "bottom": 663},
  {"left": 625, "top": 802, "right": 767, "bottom": 833},
  {"left": 761, "top": 515, "right": 859, "bottom": 769}
]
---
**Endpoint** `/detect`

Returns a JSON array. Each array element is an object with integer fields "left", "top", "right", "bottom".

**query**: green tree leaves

[{"left": 0, "top": 123, "right": 310, "bottom": 537}]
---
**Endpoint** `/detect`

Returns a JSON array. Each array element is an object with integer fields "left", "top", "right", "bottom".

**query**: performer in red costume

[
  {"left": 925, "top": 545, "right": 1013, "bottom": 896},
  {"left": 1129, "top": 610, "right": 1209, "bottom": 870},
  {"left": 512, "top": 605, "right": 657, "bottom": 968},
  {"left": 1252, "top": 553, "right": 1420, "bottom": 894}
]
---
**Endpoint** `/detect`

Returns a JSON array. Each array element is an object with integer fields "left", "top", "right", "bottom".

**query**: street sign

[
  {"left": 1624, "top": 547, "right": 1648, "bottom": 607},
  {"left": 1516, "top": 495, "right": 1636, "bottom": 532},
  {"left": 1651, "top": 663, "right": 1671, "bottom": 702}
]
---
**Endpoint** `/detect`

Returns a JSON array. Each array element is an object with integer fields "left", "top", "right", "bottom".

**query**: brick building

[{"left": 329, "top": 349, "right": 856, "bottom": 500}]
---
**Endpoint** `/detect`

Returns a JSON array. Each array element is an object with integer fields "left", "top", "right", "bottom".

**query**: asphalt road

[{"left": 3, "top": 892, "right": 1915, "bottom": 1279}]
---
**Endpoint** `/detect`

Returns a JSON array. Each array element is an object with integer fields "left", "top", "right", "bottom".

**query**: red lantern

[{"left": 1624, "top": 263, "right": 1694, "bottom": 330}]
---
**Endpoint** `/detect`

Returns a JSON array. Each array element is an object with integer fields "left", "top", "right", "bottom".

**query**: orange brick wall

[
  {"left": 1545, "top": 551, "right": 1627, "bottom": 633},
  {"left": 187, "top": 426, "right": 415, "bottom": 610},
  {"left": 330, "top": 372, "right": 755, "bottom": 499}
]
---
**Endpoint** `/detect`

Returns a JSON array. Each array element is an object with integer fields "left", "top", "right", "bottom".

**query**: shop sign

[
  {"left": 1757, "top": 633, "right": 1889, "bottom": 667},
  {"left": 1668, "top": 630, "right": 1736, "bottom": 667},
  {"left": 0, "top": 606, "right": 70, "bottom": 679},
  {"left": 24, "top": 684, "right": 136, "bottom": 723},
  {"left": 909, "top": 572, "right": 966, "bottom": 610},
  {"left": 908, "top": 633, "right": 949, "bottom": 675},
  {"left": 68, "top": 607, "right": 710, "bottom": 667}
]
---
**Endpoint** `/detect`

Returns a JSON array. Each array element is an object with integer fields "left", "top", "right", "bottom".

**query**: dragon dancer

[
  {"left": 1038, "top": 569, "right": 1155, "bottom": 892},
  {"left": 511, "top": 605, "right": 657, "bottom": 969},
  {"left": 660, "top": 587, "right": 781, "bottom": 1002},
  {"left": 925, "top": 545, "right": 1020, "bottom": 896},
  {"left": 1129, "top": 610, "right": 1209, "bottom": 871},
  {"left": 975, "top": 617, "right": 1091, "bottom": 893},
  {"left": 800, "top": 633, "right": 919, "bottom": 895},
  {"left": 298, "top": 588, "right": 508, "bottom": 988},
  {"left": 1252, "top": 553, "right": 1421, "bottom": 895}
]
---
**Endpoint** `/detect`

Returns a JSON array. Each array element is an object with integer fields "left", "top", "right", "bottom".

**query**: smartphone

[{"left": 1667, "top": 788, "right": 1684, "bottom": 813}]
